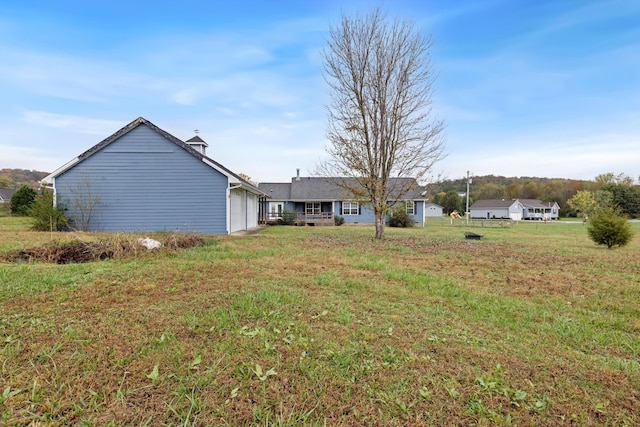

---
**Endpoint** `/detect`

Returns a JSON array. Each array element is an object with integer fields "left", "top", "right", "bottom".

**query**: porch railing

[{"left": 297, "top": 212, "right": 334, "bottom": 221}]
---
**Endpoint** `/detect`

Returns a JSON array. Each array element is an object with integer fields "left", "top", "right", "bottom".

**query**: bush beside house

[{"left": 10, "top": 185, "right": 37, "bottom": 215}]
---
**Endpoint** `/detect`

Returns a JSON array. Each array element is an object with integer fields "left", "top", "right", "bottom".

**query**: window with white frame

[
  {"left": 342, "top": 201, "right": 359, "bottom": 215},
  {"left": 305, "top": 202, "right": 320, "bottom": 215},
  {"left": 405, "top": 200, "right": 415, "bottom": 215}
]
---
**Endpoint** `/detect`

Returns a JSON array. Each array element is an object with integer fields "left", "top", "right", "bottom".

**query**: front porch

[
  {"left": 295, "top": 212, "right": 334, "bottom": 226},
  {"left": 524, "top": 208, "right": 554, "bottom": 220}
]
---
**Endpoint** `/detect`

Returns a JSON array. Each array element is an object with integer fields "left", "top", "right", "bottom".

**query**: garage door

[{"left": 230, "top": 189, "right": 244, "bottom": 233}]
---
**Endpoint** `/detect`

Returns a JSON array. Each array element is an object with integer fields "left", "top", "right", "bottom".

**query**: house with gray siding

[
  {"left": 41, "top": 117, "right": 264, "bottom": 234},
  {"left": 258, "top": 172, "right": 427, "bottom": 225},
  {"left": 470, "top": 199, "right": 524, "bottom": 220}
]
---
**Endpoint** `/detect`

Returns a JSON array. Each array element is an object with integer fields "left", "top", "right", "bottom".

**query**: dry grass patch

[{"left": 1, "top": 233, "right": 206, "bottom": 264}]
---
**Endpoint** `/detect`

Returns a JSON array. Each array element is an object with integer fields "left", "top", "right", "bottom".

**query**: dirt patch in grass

[{"left": 1, "top": 233, "right": 206, "bottom": 264}]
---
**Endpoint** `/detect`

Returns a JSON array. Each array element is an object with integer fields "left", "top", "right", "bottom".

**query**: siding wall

[
  {"left": 471, "top": 205, "right": 522, "bottom": 220},
  {"left": 471, "top": 208, "right": 510, "bottom": 219},
  {"left": 414, "top": 200, "right": 425, "bottom": 224},
  {"left": 424, "top": 203, "right": 443, "bottom": 217},
  {"left": 337, "top": 200, "right": 425, "bottom": 224},
  {"left": 338, "top": 201, "right": 376, "bottom": 223},
  {"left": 55, "top": 125, "right": 229, "bottom": 234},
  {"left": 268, "top": 200, "right": 425, "bottom": 225}
]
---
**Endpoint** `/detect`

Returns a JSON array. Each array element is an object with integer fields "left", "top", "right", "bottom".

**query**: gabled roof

[
  {"left": 41, "top": 117, "right": 264, "bottom": 196},
  {"left": 470, "top": 199, "right": 522, "bottom": 209},
  {"left": 0, "top": 188, "right": 15, "bottom": 201},
  {"left": 185, "top": 135, "right": 208, "bottom": 147},
  {"left": 519, "top": 199, "right": 558, "bottom": 208},
  {"left": 258, "top": 177, "right": 424, "bottom": 201},
  {"left": 259, "top": 182, "right": 292, "bottom": 200},
  {"left": 470, "top": 199, "right": 558, "bottom": 209}
]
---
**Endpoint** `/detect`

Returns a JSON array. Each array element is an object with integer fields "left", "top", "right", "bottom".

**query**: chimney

[
  {"left": 296, "top": 168, "right": 300, "bottom": 181},
  {"left": 186, "top": 130, "right": 208, "bottom": 155}
]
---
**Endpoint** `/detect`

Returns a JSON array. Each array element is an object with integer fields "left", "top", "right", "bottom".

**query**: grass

[{"left": 1, "top": 218, "right": 639, "bottom": 425}]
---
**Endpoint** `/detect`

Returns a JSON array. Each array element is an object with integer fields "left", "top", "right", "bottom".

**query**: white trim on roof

[
  {"left": 40, "top": 157, "right": 81, "bottom": 185},
  {"left": 202, "top": 157, "right": 239, "bottom": 183}
]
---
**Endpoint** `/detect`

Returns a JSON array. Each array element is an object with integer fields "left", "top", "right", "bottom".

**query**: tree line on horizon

[
  {"left": 427, "top": 172, "right": 640, "bottom": 218},
  {"left": 0, "top": 168, "right": 49, "bottom": 190},
  {"left": 2, "top": 168, "right": 639, "bottom": 219}
]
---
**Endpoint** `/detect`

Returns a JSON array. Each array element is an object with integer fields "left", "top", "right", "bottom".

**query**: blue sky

[{"left": 1, "top": 0, "right": 638, "bottom": 182}]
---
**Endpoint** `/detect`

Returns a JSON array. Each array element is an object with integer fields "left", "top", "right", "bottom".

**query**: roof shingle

[{"left": 258, "top": 177, "right": 424, "bottom": 201}]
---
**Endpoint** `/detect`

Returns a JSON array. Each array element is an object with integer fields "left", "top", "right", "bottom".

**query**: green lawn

[
  {"left": 1, "top": 218, "right": 639, "bottom": 426},
  {"left": 0, "top": 203, "right": 10, "bottom": 217}
]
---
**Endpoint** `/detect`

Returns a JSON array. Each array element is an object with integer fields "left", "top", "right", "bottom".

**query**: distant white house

[
  {"left": 520, "top": 199, "right": 560, "bottom": 220},
  {"left": 470, "top": 199, "right": 524, "bottom": 221},
  {"left": 470, "top": 199, "right": 560, "bottom": 221}
]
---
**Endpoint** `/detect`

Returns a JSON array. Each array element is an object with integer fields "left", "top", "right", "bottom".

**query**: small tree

[
  {"left": 587, "top": 207, "right": 633, "bottom": 249},
  {"left": 441, "top": 190, "right": 462, "bottom": 215},
  {"left": 568, "top": 189, "right": 614, "bottom": 219},
  {"left": 10, "top": 185, "right": 37, "bottom": 215},
  {"left": 64, "top": 173, "right": 105, "bottom": 231},
  {"left": 277, "top": 209, "right": 297, "bottom": 226},
  {"left": 0, "top": 176, "right": 11, "bottom": 188},
  {"left": 602, "top": 183, "right": 640, "bottom": 219},
  {"left": 29, "top": 189, "right": 69, "bottom": 231}
]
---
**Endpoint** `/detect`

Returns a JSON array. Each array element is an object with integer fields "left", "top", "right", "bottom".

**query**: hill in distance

[{"left": 0, "top": 168, "right": 50, "bottom": 189}]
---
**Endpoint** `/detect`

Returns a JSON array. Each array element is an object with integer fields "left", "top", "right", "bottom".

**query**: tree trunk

[{"left": 374, "top": 208, "right": 386, "bottom": 240}]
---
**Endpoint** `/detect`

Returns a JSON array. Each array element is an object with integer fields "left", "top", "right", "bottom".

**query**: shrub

[
  {"left": 587, "top": 207, "right": 634, "bottom": 249},
  {"left": 388, "top": 204, "right": 415, "bottom": 228},
  {"left": 29, "top": 188, "right": 69, "bottom": 231},
  {"left": 334, "top": 215, "right": 345, "bottom": 226},
  {"left": 277, "top": 210, "right": 297, "bottom": 226},
  {"left": 10, "top": 185, "right": 37, "bottom": 215}
]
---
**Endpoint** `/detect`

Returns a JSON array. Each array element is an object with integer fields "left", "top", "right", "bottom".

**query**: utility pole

[{"left": 466, "top": 171, "right": 471, "bottom": 225}]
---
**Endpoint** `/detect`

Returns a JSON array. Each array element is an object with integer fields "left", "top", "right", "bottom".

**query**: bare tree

[
  {"left": 320, "top": 8, "right": 445, "bottom": 239},
  {"left": 64, "top": 173, "right": 105, "bottom": 231}
]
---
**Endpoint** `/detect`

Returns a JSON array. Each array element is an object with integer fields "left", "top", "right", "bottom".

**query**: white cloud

[
  {"left": 1, "top": 1, "right": 638, "bottom": 185},
  {"left": 22, "top": 111, "right": 123, "bottom": 135},
  {"left": 440, "top": 131, "right": 640, "bottom": 181},
  {"left": 0, "top": 144, "right": 60, "bottom": 172}
]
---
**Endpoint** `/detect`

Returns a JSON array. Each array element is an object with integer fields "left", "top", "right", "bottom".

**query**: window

[
  {"left": 405, "top": 201, "right": 415, "bottom": 215},
  {"left": 342, "top": 201, "right": 359, "bottom": 216},
  {"left": 305, "top": 202, "right": 320, "bottom": 215},
  {"left": 269, "top": 202, "right": 283, "bottom": 219}
]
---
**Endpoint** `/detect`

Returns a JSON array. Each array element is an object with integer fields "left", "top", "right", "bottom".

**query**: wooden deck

[{"left": 295, "top": 212, "right": 334, "bottom": 226}]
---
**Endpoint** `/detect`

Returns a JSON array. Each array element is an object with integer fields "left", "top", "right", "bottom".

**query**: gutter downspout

[{"left": 42, "top": 179, "right": 57, "bottom": 207}]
